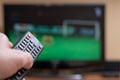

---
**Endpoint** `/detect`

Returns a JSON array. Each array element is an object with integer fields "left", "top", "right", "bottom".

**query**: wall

[{"left": 0, "top": 0, "right": 120, "bottom": 61}]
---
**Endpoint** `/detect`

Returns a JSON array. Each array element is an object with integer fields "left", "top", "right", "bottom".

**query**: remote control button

[
  {"left": 39, "top": 46, "right": 42, "bottom": 49},
  {"left": 20, "top": 43, "right": 25, "bottom": 47},
  {"left": 35, "top": 48, "right": 40, "bottom": 53},
  {"left": 22, "top": 41, "right": 28, "bottom": 45},
  {"left": 20, "top": 69, "right": 26, "bottom": 74},
  {"left": 30, "top": 40, "right": 33, "bottom": 43},
  {"left": 29, "top": 44, "right": 33, "bottom": 49},
  {"left": 26, "top": 36, "right": 29, "bottom": 40},
  {"left": 25, "top": 49, "right": 29, "bottom": 52},
  {"left": 15, "top": 75, "right": 19, "bottom": 80},
  {"left": 26, "top": 34, "right": 31, "bottom": 39},
  {"left": 31, "top": 51, "right": 36, "bottom": 58},
  {"left": 24, "top": 38, "right": 29, "bottom": 43},
  {"left": 26, "top": 48, "right": 31, "bottom": 53},
  {"left": 17, "top": 71, "right": 22, "bottom": 77},
  {"left": 31, "top": 54, "right": 35, "bottom": 58},
  {"left": 28, "top": 45, "right": 32, "bottom": 50},
  {"left": 33, "top": 44, "right": 36, "bottom": 47},
  {"left": 18, "top": 45, "right": 24, "bottom": 50},
  {"left": 20, "top": 44, "right": 24, "bottom": 48},
  {"left": 37, "top": 47, "right": 41, "bottom": 52},
  {"left": 34, "top": 49, "right": 38, "bottom": 54},
  {"left": 28, "top": 46, "right": 31, "bottom": 50}
]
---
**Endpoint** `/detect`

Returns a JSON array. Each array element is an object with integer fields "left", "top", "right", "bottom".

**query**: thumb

[{"left": 12, "top": 50, "right": 33, "bottom": 70}]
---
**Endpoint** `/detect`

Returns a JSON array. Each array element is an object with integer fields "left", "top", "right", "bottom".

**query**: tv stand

[
  {"left": 51, "top": 61, "right": 59, "bottom": 74},
  {"left": 27, "top": 73, "right": 82, "bottom": 79}
]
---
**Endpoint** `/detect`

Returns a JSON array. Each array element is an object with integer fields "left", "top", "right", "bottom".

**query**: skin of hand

[{"left": 0, "top": 33, "right": 33, "bottom": 79}]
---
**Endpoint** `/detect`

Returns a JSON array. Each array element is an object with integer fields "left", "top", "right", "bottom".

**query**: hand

[{"left": 0, "top": 33, "right": 33, "bottom": 79}]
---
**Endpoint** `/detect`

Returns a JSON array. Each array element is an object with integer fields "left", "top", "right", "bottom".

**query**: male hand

[{"left": 0, "top": 33, "right": 33, "bottom": 79}]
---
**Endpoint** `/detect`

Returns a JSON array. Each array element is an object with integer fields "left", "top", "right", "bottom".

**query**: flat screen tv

[{"left": 4, "top": 4, "right": 105, "bottom": 70}]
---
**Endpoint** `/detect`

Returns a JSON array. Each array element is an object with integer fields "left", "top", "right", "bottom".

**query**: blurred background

[
  {"left": 0, "top": 0, "right": 120, "bottom": 61},
  {"left": 0, "top": 0, "right": 120, "bottom": 79}
]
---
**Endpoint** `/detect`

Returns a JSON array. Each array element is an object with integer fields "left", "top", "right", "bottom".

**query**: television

[{"left": 4, "top": 4, "right": 105, "bottom": 71}]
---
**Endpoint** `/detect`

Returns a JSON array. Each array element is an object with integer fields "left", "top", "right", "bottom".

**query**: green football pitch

[{"left": 9, "top": 33, "right": 101, "bottom": 61}]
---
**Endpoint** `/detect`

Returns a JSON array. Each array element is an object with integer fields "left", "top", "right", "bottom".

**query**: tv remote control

[{"left": 5, "top": 31, "right": 44, "bottom": 80}]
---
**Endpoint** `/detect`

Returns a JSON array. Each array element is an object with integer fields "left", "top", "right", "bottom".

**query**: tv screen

[{"left": 4, "top": 4, "right": 105, "bottom": 68}]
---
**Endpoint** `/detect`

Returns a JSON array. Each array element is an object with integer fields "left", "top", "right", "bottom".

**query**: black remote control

[{"left": 5, "top": 31, "right": 44, "bottom": 80}]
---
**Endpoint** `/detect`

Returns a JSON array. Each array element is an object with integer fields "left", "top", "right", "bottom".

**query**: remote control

[{"left": 5, "top": 31, "right": 44, "bottom": 80}]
